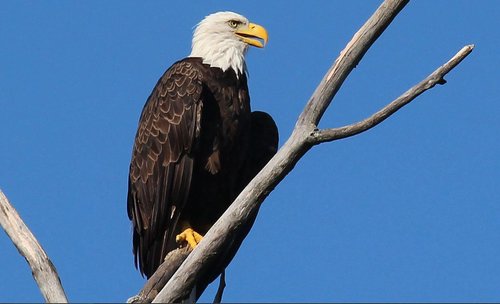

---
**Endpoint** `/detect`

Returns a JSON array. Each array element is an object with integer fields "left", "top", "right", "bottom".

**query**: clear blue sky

[{"left": 1, "top": 1, "right": 499, "bottom": 302}]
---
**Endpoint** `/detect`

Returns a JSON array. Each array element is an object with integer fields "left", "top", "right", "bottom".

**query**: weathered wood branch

[
  {"left": 297, "top": 0, "right": 409, "bottom": 127},
  {"left": 309, "top": 44, "right": 475, "bottom": 144},
  {"left": 0, "top": 189, "right": 68, "bottom": 303},
  {"left": 128, "top": 246, "right": 191, "bottom": 303},
  {"left": 150, "top": 0, "right": 474, "bottom": 302}
]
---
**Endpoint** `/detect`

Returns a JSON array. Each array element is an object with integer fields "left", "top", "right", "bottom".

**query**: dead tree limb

[
  {"left": 153, "top": 0, "right": 473, "bottom": 302},
  {"left": 128, "top": 247, "right": 191, "bottom": 303},
  {"left": 0, "top": 189, "right": 68, "bottom": 303},
  {"left": 297, "top": 0, "right": 409, "bottom": 127},
  {"left": 150, "top": 0, "right": 473, "bottom": 302},
  {"left": 309, "top": 44, "right": 475, "bottom": 144}
]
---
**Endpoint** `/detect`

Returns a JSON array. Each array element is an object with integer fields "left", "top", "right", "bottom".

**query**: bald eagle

[{"left": 127, "top": 10, "right": 279, "bottom": 289}]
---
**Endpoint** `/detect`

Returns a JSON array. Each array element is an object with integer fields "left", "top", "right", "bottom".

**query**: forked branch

[
  {"left": 151, "top": 0, "right": 473, "bottom": 302},
  {"left": 309, "top": 44, "right": 475, "bottom": 144}
]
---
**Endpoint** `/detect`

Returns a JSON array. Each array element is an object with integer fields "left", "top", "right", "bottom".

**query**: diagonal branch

[
  {"left": 297, "top": 0, "right": 409, "bottom": 127},
  {"left": 122, "top": 0, "right": 474, "bottom": 302},
  {"left": 0, "top": 189, "right": 68, "bottom": 303},
  {"left": 128, "top": 246, "right": 191, "bottom": 303},
  {"left": 309, "top": 44, "right": 475, "bottom": 144},
  {"left": 152, "top": 0, "right": 443, "bottom": 302}
]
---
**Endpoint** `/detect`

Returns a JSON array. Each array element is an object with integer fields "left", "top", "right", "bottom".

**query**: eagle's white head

[{"left": 189, "top": 11, "right": 268, "bottom": 75}]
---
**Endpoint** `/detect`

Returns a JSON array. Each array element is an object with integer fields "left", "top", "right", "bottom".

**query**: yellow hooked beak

[{"left": 235, "top": 22, "right": 268, "bottom": 48}]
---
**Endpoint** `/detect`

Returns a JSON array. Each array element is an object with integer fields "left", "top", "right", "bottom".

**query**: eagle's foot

[{"left": 176, "top": 228, "right": 203, "bottom": 249}]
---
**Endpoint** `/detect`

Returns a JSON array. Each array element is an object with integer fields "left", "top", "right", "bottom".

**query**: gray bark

[
  {"left": 151, "top": 0, "right": 474, "bottom": 302},
  {"left": 0, "top": 190, "right": 68, "bottom": 303}
]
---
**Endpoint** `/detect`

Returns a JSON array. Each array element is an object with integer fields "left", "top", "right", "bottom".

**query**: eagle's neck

[{"left": 189, "top": 34, "right": 248, "bottom": 76}]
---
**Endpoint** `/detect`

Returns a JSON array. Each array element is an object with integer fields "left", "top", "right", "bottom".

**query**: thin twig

[
  {"left": 0, "top": 189, "right": 68, "bottom": 303},
  {"left": 213, "top": 270, "right": 226, "bottom": 304}
]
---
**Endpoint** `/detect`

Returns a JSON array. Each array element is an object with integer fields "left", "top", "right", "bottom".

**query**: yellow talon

[{"left": 176, "top": 227, "right": 203, "bottom": 249}]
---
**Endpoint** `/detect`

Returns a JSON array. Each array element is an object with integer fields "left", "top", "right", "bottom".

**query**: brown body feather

[{"left": 127, "top": 57, "right": 278, "bottom": 280}]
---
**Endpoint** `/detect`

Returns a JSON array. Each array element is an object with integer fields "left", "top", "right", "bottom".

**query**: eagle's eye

[{"left": 227, "top": 20, "right": 241, "bottom": 29}]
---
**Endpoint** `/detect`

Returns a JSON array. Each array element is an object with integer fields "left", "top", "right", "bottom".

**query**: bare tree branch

[
  {"left": 151, "top": 0, "right": 475, "bottom": 302},
  {"left": 297, "top": 0, "right": 409, "bottom": 127},
  {"left": 128, "top": 247, "right": 191, "bottom": 303},
  {"left": 0, "top": 189, "right": 68, "bottom": 303},
  {"left": 309, "top": 44, "right": 475, "bottom": 144}
]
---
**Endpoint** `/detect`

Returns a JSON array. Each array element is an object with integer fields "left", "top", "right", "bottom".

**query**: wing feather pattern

[{"left": 127, "top": 59, "right": 203, "bottom": 277}]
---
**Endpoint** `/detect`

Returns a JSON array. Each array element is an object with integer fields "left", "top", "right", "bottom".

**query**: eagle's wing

[
  {"left": 245, "top": 111, "right": 279, "bottom": 181},
  {"left": 195, "top": 110, "right": 279, "bottom": 297},
  {"left": 127, "top": 60, "right": 203, "bottom": 277}
]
